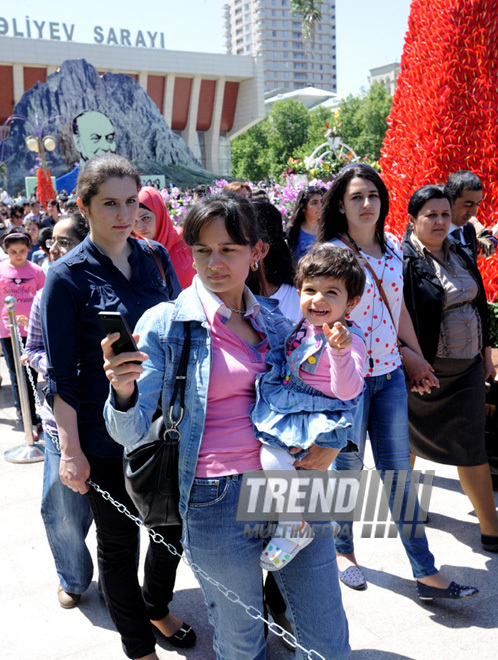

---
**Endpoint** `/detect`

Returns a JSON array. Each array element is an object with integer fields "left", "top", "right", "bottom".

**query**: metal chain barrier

[
  {"left": 14, "top": 321, "right": 44, "bottom": 414},
  {"left": 87, "top": 477, "right": 326, "bottom": 660},
  {"left": 3, "top": 296, "right": 44, "bottom": 462}
]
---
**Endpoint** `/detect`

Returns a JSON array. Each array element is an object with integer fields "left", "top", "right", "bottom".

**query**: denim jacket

[
  {"left": 251, "top": 322, "right": 363, "bottom": 455},
  {"left": 104, "top": 284, "right": 292, "bottom": 516}
]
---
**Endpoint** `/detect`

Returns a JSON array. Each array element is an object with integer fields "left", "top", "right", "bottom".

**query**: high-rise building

[{"left": 224, "top": 0, "right": 336, "bottom": 93}]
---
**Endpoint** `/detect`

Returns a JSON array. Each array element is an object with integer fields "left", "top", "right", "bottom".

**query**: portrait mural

[
  {"left": 1, "top": 59, "right": 209, "bottom": 191},
  {"left": 72, "top": 110, "right": 117, "bottom": 161}
]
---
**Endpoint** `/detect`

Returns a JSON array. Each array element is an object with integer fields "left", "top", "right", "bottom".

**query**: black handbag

[{"left": 123, "top": 322, "right": 191, "bottom": 528}]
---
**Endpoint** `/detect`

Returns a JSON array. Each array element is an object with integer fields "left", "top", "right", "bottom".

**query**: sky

[{"left": 5, "top": 1, "right": 412, "bottom": 98}]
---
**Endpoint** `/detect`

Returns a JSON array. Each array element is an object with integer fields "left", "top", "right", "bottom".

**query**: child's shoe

[{"left": 260, "top": 522, "right": 314, "bottom": 571}]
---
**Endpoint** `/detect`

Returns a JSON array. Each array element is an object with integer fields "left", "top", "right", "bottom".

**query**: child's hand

[{"left": 323, "top": 322, "right": 352, "bottom": 350}]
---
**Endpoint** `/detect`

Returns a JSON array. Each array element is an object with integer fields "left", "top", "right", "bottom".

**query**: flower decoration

[{"left": 379, "top": 0, "right": 498, "bottom": 299}]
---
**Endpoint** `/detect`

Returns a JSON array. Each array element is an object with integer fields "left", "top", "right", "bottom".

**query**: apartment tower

[{"left": 224, "top": 0, "right": 336, "bottom": 93}]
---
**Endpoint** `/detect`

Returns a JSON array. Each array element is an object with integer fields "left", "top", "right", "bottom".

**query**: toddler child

[{"left": 251, "top": 244, "right": 366, "bottom": 570}]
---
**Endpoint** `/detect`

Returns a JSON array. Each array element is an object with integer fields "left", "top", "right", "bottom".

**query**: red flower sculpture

[
  {"left": 379, "top": 0, "right": 498, "bottom": 299},
  {"left": 36, "top": 167, "right": 56, "bottom": 211}
]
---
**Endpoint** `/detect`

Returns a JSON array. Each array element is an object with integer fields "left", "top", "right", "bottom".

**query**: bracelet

[{"left": 60, "top": 451, "right": 83, "bottom": 461}]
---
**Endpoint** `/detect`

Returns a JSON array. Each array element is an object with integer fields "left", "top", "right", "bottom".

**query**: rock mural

[{"left": 2, "top": 59, "right": 213, "bottom": 191}]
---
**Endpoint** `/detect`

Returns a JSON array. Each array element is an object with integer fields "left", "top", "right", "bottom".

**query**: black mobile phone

[{"left": 98, "top": 311, "right": 139, "bottom": 355}]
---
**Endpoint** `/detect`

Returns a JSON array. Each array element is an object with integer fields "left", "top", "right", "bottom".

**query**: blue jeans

[
  {"left": 184, "top": 474, "right": 350, "bottom": 660},
  {"left": 41, "top": 431, "right": 94, "bottom": 593},
  {"left": 333, "top": 368, "right": 437, "bottom": 579}
]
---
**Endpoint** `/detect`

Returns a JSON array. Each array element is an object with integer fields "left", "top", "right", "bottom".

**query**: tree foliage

[
  {"left": 231, "top": 99, "right": 311, "bottom": 179},
  {"left": 266, "top": 99, "right": 310, "bottom": 170},
  {"left": 338, "top": 83, "right": 392, "bottom": 160},
  {"left": 230, "top": 89, "right": 392, "bottom": 180},
  {"left": 230, "top": 120, "right": 270, "bottom": 181}
]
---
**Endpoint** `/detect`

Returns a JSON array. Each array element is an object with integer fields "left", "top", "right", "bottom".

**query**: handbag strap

[
  {"left": 144, "top": 237, "right": 167, "bottom": 283},
  {"left": 337, "top": 234, "right": 402, "bottom": 357},
  {"left": 167, "top": 323, "right": 191, "bottom": 429}
]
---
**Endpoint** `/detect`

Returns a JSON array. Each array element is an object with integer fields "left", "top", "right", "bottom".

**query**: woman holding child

[
  {"left": 317, "top": 163, "right": 478, "bottom": 600},
  {"left": 103, "top": 193, "right": 352, "bottom": 659}
]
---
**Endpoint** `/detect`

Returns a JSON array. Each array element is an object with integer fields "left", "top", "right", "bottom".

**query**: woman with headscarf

[{"left": 135, "top": 186, "right": 196, "bottom": 288}]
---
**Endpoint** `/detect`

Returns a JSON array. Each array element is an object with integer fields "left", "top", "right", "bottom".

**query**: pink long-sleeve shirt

[
  {"left": 296, "top": 320, "right": 366, "bottom": 401},
  {"left": 194, "top": 278, "right": 268, "bottom": 478}
]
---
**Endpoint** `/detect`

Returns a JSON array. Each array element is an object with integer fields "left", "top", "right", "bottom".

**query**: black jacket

[
  {"left": 402, "top": 229, "right": 490, "bottom": 365},
  {"left": 450, "top": 223, "right": 479, "bottom": 263}
]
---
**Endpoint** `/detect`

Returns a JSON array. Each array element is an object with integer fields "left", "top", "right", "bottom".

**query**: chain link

[
  {"left": 14, "top": 321, "right": 43, "bottom": 414},
  {"left": 87, "top": 478, "right": 326, "bottom": 660},
  {"left": 14, "top": 320, "right": 63, "bottom": 450}
]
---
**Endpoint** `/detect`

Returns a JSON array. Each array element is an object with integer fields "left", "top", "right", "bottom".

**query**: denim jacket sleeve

[{"left": 103, "top": 301, "right": 174, "bottom": 449}]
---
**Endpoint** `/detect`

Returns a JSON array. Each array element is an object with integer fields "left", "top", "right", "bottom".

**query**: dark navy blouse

[{"left": 41, "top": 235, "right": 181, "bottom": 457}]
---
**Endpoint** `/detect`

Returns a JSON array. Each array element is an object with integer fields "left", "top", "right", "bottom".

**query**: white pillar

[
  {"left": 13, "top": 64, "right": 24, "bottom": 104},
  {"left": 205, "top": 78, "right": 225, "bottom": 174},
  {"left": 181, "top": 76, "right": 201, "bottom": 160},
  {"left": 163, "top": 74, "right": 175, "bottom": 127},
  {"left": 138, "top": 71, "right": 148, "bottom": 92}
]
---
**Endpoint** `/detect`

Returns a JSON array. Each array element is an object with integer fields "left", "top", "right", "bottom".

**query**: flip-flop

[{"left": 338, "top": 565, "right": 366, "bottom": 590}]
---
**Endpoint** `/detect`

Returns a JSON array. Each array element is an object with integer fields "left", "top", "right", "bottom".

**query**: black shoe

[
  {"left": 152, "top": 622, "right": 196, "bottom": 648},
  {"left": 416, "top": 580, "right": 478, "bottom": 601},
  {"left": 481, "top": 533, "right": 498, "bottom": 552}
]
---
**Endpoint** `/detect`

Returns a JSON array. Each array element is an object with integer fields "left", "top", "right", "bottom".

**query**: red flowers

[
  {"left": 36, "top": 168, "right": 56, "bottom": 211},
  {"left": 379, "top": 0, "right": 498, "bottom": 299}
]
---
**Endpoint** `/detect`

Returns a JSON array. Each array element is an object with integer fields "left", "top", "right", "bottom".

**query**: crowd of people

[{"left": 0, "top": 158, "right": 497, "bottom": 660}]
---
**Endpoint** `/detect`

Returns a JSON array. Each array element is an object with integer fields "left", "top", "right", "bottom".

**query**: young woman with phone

[{"left": 41, "top": 155, "right": 194, "bottom": 660}]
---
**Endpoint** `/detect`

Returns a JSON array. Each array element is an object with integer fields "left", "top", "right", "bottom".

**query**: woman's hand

[
  {"left": 59, "top": 452, "right": 90, "bottom": 494},
  {"left": 401, "top": 347, "right": 439, "bottom": 395},
  {"left": 17, "top": 314, "right": 29, "bottom": 328},
  {"left": 291, "top": 445, "right": 340, "bottom": 470},
  {"left": 102, "top": 332, "right": 148, "bottom": 409},
  {"left": 323, "top": 322, "right": 352, "bottom": 350},
  {"left": 484, "top": 346, "right": 497, "bottom": 382}
]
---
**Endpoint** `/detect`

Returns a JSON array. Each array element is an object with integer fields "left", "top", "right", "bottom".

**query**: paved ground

[{"left": 1, "top": 357, "right": 497, "bottom": 660}]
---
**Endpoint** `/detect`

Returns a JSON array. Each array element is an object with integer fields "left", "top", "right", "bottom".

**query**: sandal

[
  {"left": 338, "top": 565, "right": 366, "bottom": 590},
  {"left": 260, "top": 522, "right": 314, "bottom": 571},
  {"left": 152, "top": 621, "right": 196, "bottom": 648}
]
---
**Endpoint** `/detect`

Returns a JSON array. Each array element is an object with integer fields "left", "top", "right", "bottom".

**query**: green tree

[
  {"left": 338, "top": 83, "right": 393, "bottom": 160},
  {"left": 230, "top": 119, "right": 271, "bottom": 181},
  {"left": 294, "top": 105, "right": 334, "bottom": 160},
  {"left": 266, "top": 99, "right": 310, "bottom": 176}
]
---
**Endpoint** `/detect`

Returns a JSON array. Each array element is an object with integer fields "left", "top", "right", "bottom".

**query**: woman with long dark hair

[
  {"left": 103, "top": 193, "right": 352, "bottom": 660},
  {"left": 317, "top": 163, "right": 478, "bottom": 601},
  {"left": 253, "top": 200, "right": 300, "bottom": 323},
  {"left": 286, "top": 186, "right": 324, "bottom": 263}
]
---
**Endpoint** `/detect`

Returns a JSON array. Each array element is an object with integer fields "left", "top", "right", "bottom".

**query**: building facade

[
  {"left": 224, "top": 0, "right": 336, "bottom": 93},
  {"left": 0, "top": 36, "right": 265, "bottom": 175},
  {"left": 369, "top": 63, "right": 401, "bottom": 96}
]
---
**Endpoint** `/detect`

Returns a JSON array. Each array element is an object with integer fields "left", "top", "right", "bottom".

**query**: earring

[
  {"left": 192, "top": 262, "right": 197, "bottom": 271},
  {"left": 251, "top": 262, "right": 259, "bottom": 272},
  {"left": 339, "top": 208, "right": 345, "bottom": 214}
]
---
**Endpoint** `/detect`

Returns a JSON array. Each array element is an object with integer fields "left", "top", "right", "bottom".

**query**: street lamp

[{"left": 25, "top": 133, "right": 57, "bottom": 163}]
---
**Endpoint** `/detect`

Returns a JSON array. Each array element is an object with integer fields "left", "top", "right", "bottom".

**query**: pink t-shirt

[
  {"left": 194, "top": 278, "right": 269, "bottom": 478},
  {"left": 0, "top": 260, "right": 45, "bottom": 338},
  {"left": 295, "top": 320, "right": 366, "bottom": 401}
]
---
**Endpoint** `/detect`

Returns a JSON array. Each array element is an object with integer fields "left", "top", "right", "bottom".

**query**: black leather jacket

[{"left": 402, "top": 229, "right": 490, "bottom": 365}]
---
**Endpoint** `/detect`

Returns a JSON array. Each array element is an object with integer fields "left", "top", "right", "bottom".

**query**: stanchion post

[{"left": 3, "top": 295, "right": 44, "bottom": 463}]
